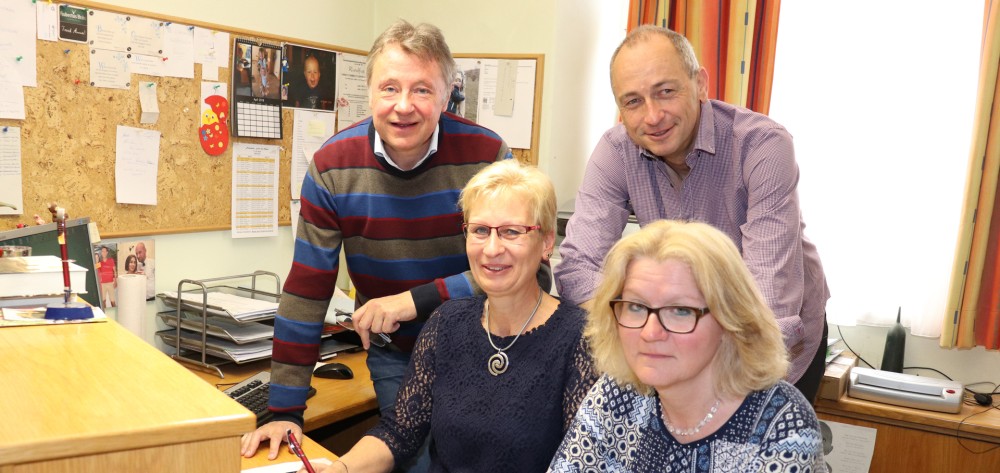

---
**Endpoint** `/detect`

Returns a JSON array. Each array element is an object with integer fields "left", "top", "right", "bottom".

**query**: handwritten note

[
  {"left": 194, "top": 27, "right": 219, "bottom": 81},
  {"left": 36, "top": 2, "right": 59, "bottom": 42},
  {"left": 161, "top": 23, "right": 195, "bottom": 79},
  {"left": 291, "top": 109, "right": 334, "bottom": 199},
  {"left": 139, "top": 82, "right": 159, "bottom": 124},
  {"left": 0, "top": 1, "right": 37, "bottom": 87},
  {"left": 0, "top": 62, "right": 26, "bottom": 120},
  {"left": 115, "top": 126, "right": 161, "bottom": 205},
  {"left": 0, "top": 126, "right": 22, "bottom": 215}
]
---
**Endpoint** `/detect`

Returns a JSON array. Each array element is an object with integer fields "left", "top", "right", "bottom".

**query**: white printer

[{"left": 848, "top": 367, "right": 964, "bottom": 414}]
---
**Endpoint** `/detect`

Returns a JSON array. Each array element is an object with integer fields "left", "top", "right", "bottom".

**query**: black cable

[
  {"left": 957, "top": 403, "right": 1000, "bottom": 454},
  {"left": 835, "top": 325, "right": 874, "bottom": 369},
  {"left": 903, "top": 366, "right": 953, "bottom": 380}
]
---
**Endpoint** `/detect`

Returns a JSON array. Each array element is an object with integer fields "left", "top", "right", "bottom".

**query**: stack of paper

[
  {"left": 159, "top": 291, "right": 277, "bottom": 322},
  {"left": 157, "top": 329, "right": 272, "bottom": 364},
  {"left": 157, "top": 312, "right": 273, "bottom": 344},
  {"left": 0, "top": 255, "right": 88, "bottom": 298}
]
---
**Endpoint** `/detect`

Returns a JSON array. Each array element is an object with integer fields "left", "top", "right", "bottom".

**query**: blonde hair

[
  {"left": 458, "top": 160, "right": 556, "bottom": 235},
  {"left": 586, "top": 220, "right": 788, "bottom": 397},
  {"left": 367, "top": 19, "right": 456, "bottom": 90}
]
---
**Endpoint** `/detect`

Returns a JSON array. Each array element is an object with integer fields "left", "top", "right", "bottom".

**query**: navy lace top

[{"left": 368, "top": 295, "right": 597, "bottom": 472}]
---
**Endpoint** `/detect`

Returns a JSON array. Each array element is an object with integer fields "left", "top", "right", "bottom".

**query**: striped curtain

[
  {"left": 943, "top": 1, "right": 1000, "bottom": 349},
  {"left": 626, "top": 0, "right": 781, "bottom": 113}
]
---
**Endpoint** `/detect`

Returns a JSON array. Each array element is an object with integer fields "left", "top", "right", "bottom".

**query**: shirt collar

[
  {"left": 693, "top": 100, "right": 717, "bottom": 156},
  {"left": 373, "top": 124, "right": 441, "bottom": 171},
  {"left": 637, "top": 100, "right": 717, "bottom": 163}
]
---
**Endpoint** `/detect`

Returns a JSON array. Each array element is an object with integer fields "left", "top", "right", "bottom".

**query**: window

[{"left": 768, "top": 2, "right": 983, "bottom": 336}]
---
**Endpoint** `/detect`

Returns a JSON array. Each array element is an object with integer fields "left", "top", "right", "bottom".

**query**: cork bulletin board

[{"left": 0, "top": 1, "right": 543, "bottom": 238}]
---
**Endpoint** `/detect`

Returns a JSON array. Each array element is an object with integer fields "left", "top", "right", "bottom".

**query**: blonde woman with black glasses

[{"left": 548, "top": 220, "right": 825, "bottom": 473}]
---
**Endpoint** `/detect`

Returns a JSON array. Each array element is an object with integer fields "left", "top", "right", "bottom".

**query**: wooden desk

[
  {"left": 192, "top": 350, "right": 378, "bottom": 432},
  {"left": 816, "top": 393, "right": 1000, "bottom": 471},
  {"left": 0, "top": 320, "right": 254, "bottom": 472}
]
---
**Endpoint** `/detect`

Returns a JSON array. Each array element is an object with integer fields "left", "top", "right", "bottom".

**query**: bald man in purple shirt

[{"left": 555, "top": 25, "right": 830, "bottom": 403}]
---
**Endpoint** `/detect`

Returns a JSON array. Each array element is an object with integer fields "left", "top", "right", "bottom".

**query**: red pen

[{"left": 286, "top": 429, "right": 316, "bottom": 473}]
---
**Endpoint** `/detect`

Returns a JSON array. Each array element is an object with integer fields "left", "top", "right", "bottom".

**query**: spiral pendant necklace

[{"left": 485, "top": 289, "right": 543, "bottom": 376}]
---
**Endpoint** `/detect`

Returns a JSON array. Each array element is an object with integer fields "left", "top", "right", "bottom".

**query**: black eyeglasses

[
  {"left": 462, "top": 223, "right": 541, "bottom": 242},
  {"left": 609, "top": 299, "right": 710, "bottom": 334},
  {"left": 335, "top": 312, "right": 392, "bottom": 348}
]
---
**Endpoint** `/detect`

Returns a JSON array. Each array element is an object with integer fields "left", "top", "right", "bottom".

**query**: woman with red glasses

[{"left": 325, "top": 159, "right": 597, "bottom": 473}]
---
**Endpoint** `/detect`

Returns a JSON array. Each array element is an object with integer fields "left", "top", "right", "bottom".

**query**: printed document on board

[{"left": 231, "top": 143, "right": 278, "bottom": 238}]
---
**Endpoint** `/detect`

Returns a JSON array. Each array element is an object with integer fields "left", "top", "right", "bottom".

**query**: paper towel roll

[{"left": 117, "top": 274, "right": 147, "bottom": 339}]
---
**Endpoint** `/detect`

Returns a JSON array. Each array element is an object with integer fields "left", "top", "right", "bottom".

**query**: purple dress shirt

[{"left": 555, "top": 99, "right": 829, "bottom": 383}]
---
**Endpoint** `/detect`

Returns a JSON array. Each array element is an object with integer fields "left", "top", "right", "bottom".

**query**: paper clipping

[{"left": 819, "top": 419, "right": 876, "bottom": 473}]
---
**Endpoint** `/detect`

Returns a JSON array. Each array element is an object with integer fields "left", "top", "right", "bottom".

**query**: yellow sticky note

[{"left": 307, "top": 120, "right": 327, "bottom": 138}]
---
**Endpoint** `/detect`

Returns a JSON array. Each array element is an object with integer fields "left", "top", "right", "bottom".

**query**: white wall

[{"left": 102, "top": 0, "right": 374, "bottom": 48}]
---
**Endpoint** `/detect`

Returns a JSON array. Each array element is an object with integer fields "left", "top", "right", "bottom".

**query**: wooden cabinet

[
  {"left": 816, "top": 394, "right": 1000, "bottom": 471},
  {"left": 0, "top": 321, "right": 255, "bottom": 472}
]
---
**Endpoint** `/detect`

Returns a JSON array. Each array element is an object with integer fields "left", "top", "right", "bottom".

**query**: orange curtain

[
  {"left": 625, "top": 0, "right": 781, "bottom": 113},
  {"left": 943, "top": 1, "right": 1000, "bottom": 349}
]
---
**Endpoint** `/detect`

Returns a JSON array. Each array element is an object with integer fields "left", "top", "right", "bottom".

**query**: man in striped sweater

[{"left": 240, "top": 20, "right": 512, "bottom": 471}]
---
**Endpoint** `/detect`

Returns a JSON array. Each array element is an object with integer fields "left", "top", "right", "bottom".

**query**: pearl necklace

[
  {"left": 661, "top": 398, "right": 721, "bottom": 437},
  {"left": 484, "top": 289, "right": 543, "bottom": 376}
]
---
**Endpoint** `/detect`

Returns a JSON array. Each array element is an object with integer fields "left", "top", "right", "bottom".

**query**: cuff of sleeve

[
  {"left": 270, "top": 411, "right": 304, "bottom": 428},
  {"left": 410, "top": 283, "right": 441, "bottom": 321}
]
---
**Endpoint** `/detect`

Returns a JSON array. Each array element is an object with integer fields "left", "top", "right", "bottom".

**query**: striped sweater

[{"left": 269, "top": 113, "right": 511, "bottom": 424}]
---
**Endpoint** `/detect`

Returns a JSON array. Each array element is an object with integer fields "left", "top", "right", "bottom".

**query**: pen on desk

[
  {"left": 319, "top": 352, "right": 338, "bottom": 361},
  {"left": 286, "top": 429, "right": 316, "bottom": 473}
]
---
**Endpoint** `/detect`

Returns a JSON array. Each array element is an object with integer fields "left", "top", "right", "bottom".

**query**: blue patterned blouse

[{"left": 548, "top": 374, "right": 827, "bottom": 473}]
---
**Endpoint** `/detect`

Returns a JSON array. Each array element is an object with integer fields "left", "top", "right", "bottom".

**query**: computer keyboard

[{"left": 223, "top": 371, "right": 316, "bottom": 427}]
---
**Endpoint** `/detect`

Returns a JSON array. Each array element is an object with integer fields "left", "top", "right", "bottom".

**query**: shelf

[{"left": 162, "top": 271, "right": 281, "bottom": 378}]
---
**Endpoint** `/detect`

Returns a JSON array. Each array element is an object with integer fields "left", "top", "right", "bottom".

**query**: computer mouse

[{"left": 313, "top": 362, "right": 354, "bottom": 380}]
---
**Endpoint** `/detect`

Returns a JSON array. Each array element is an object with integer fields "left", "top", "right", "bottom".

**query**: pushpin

[
  {"left": 15, "top": 56, "right": 22, "bottom": 62},
  {"left": 64, "top": 49, "right": 70, "bottom": 54},
  {"left": 162, "top": 57, "right": 168, "bottom": 61},
  {"left": 147, "top": 83, "right": 154, "bottom": 87}
]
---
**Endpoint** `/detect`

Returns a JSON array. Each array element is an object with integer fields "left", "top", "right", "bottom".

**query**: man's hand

[
  {"left": 240, "top": 420, "right": 300, "bottom": 460},
  {"left": 350, "top": 292, "right": 417, "bottom": 349}
]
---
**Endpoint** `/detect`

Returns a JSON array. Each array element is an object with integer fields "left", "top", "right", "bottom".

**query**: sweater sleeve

[{"left": 268, "top": 163, "right": 343, "bottom": 424}]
